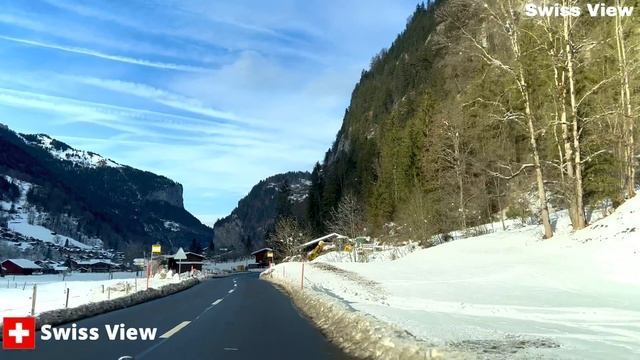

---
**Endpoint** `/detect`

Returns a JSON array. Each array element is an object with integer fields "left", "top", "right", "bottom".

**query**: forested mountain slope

[
  {"left": 213, "top": 172, "right": 310, "bottom": 254},
  {"left": 306, "top": 0, "right": 639, "bottom": 241}
]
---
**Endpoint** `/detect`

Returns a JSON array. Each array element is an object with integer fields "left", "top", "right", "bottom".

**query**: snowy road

[{"left": 2, "top": 273, "right": 350, "bottom": 360}]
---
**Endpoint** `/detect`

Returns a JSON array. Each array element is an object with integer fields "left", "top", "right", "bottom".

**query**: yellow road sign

[{"left": 151, "top": 244, "right": 162, "bottom": 254}]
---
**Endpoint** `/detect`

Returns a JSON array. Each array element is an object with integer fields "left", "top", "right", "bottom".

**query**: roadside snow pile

[
  {"left": 0, "top": 272, "right": 190, "bottom": 325},
  {"left": 268, "top": 196, "right": 640, "bottom": 359},
  {"left": 31, "top": 278, "right": 198, "bottom": 332},
  {"left": 266, "top": 274, "right": 460, "bottom": 360}
]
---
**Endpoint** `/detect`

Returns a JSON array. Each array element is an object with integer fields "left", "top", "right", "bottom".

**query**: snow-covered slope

[
  {"left": 23, "top": 134, "right": 121, "bottom": 168},
  {"left": 271, "top": 196, "right": 640, "bottom": 359},
  {"left": 1, "top": 177, "right": 97, "bottom": 249}
]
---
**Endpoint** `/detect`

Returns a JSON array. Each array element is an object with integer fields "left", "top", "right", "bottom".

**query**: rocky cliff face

[
  {"left": 213, "top": 171, "right": 310, "bottom": 254},
  {"left": 146, "top": 184, "right": 184, "bottom": 208}
]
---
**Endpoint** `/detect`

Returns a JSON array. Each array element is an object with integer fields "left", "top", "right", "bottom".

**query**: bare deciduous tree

[
  {"left": 268, "top": 217, "right": 308, "bottom": 259},
  {"left": 325, "top": 193, "right": 365, "bottom": 239}
]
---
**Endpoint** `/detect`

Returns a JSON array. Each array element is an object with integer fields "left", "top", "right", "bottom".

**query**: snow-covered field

[
  {"left": 1, "top": 271, "right": 137, "bottom": 286},
  {"left": 269, "top": 196, "right": 640, "bottom": 359},
  {"left": 0, "top": 271, "right": 184, "bottom": 325}
]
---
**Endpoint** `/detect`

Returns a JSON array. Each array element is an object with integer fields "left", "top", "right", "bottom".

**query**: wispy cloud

[
  {"left": 67, "top": 76, "right": 257, "bottom": 125},
  {"left": 43, "top": 0, "right": 310, "bottom": 46},
  {"left": 0, "top": 35, "right": 214, "bottom": 73},
  {"left": 0, "top": 87, "right": 265, "bottom": 144}
]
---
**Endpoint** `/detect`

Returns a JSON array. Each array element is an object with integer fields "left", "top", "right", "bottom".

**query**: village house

[
  {"left": 298, "top": 233, "right": 348, "bottom": 253},
  {"left": 1, "top": 259, "right": 43, "bottom": 275},
  {"left": 251, "top": 248, "right": 273, "bottom": 267},
  {"left": 165, "top": 252, "right": 205, "bottom": 273},
  {"left": 71, "top": 259, "right": 119, "bottom": 273}
]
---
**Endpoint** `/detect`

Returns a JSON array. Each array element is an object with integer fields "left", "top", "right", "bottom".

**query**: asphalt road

[{"left": 3, "top": 273, "right": 351, "bottom": 360}]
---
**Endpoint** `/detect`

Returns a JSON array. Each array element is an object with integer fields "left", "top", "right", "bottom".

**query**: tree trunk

[
  {"left": 553, "top": 64, "right": 579, "bottom": 226},
  {"left": 615, "top": 0, "right": 636, "bottom": 198},
  {"left": 525, "top": 96, "right": 554, "bottom": 239},
  {"left": 564, "top": 14, "right": 586, "bottom": 229},
  {"left": 512, "top": 23, "right": 554, "bottom": 239},
  {"left": 453, "top": 131, "right": 467, "bottom": 230}
]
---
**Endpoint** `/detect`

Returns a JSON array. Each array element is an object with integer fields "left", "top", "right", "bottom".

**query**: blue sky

[{"left": 0, "top": 0, "right": 420, "bottom": 225}]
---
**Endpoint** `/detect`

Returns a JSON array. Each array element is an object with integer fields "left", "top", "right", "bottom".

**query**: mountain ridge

[
  {"left": 0, "top": 123, "right": 212, "bottom": 252},
  {"left": 212, "top": 171, "right": 310, "bottom": 254}
]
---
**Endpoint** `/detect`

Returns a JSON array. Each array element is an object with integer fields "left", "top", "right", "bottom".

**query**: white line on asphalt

[
  {"left": 212, "top": 299, "right": 223, "bottom": 306},
  {"left": 159, "top": 321, "right": 191, "bottom": 339},
  {"left": 228, "top": 289, "right": 235, "bottom": 294},
  {"left": 224, "top": 348, "right": 239, "bottom": 351}
]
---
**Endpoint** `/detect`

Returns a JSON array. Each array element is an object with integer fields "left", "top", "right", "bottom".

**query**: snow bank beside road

[
  {"left": 268, "top": 196, "right": 640, "bottom": 359},
  {"left": 265, "top": 273, "right": 458, "bottom": 360},
  {"left": 0, "top": 272, "right": 190, "bottom": 325}
]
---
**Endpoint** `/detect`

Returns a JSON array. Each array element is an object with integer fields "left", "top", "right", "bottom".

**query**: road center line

[
  {"left": 228, "top": 289, "right": 235, "bottom": 294},
  {"left": 159, "top": 321, "right": 191, "bottom": 339},
  {"left": 212, "top": 299, "right": 223, "bottom": 306}
]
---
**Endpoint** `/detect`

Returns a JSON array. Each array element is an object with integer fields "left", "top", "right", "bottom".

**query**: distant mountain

[
  {"left": 213, "top": 171, "right": 310, "bottom": 254},
  {"left": 0, "top": 124, "right": 212, "bottom": 251}
]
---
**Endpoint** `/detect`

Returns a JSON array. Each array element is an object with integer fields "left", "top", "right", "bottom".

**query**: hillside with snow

[
  {"left": 1, "top": 177, "right": 98, "bottom": 254},
  {"left": 21, "top": 134, "right": 122, "bottom": 169},
  {"left": 269, "top": 196, "right": 640, "bottom": 359}
]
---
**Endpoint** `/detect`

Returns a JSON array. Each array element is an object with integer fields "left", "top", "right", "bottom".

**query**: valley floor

[{"left": 269, "top": 196, "right": 640, "bottom": 359}]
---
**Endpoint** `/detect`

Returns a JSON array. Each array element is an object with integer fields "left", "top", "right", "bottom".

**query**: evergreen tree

[
  {"left": 307, "top": 162, "right": 325, "bottom": 235},
  {"left": 206, "top": 239, "right": 215, "bottom": 256}
]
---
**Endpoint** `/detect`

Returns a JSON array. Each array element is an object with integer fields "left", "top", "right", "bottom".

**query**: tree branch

[{"left": 486, "top": 163, "right": 534, "bottom": 179}]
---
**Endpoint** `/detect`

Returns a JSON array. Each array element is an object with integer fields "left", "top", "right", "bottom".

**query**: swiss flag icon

[{"left": 2, "top": 317, "right": 36, "bottom": 350}]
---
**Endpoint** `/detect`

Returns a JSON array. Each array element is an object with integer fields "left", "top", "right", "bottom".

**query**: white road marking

[
  {"left": 212, "top": 299, "right": 223, "bottom": 306},
  {"left": 228, "top": 289, "right": 235, "bottom": 294},
  {"left": 159, "top": 321, "right": 191, "bottom": 339},
  {"left": 224, "top": 348, "right": 239, "bottom": 351},
  {"left": 118, "top": 357, "right": 133, "bottom": 360}
]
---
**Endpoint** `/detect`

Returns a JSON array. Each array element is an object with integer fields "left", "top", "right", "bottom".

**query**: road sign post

[{"left": 174, "top": 247, "right": 187, "bottom": 276}]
